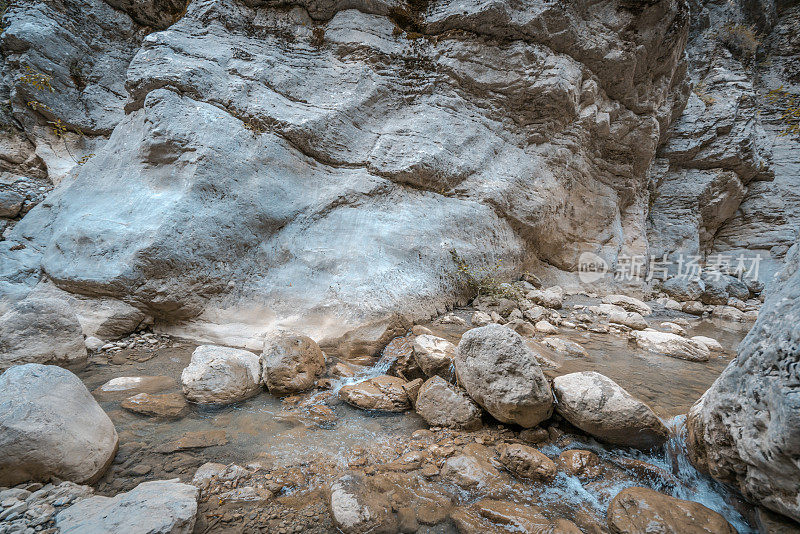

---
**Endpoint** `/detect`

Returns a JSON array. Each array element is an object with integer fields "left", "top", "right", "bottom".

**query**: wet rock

[
  {"left": 164, "top": 430, "right": 227, "bottom": 452},
  {"left": 534, "top": 320, "right": 558, "bottom": 334},
  {"left": 711, "top": 305, "right": 746, "bottom": 322},
  {"left": 121, "top": 392, "right": 188, "bottom": 418},
  {"left": 690, "top": 336, "right": 724, "bottom": 353},
  {"left": 519, "top": 427, "right": 550, "bottom": 444},
  {"left": 540, "top": 337, "right": 588, "bottom": 357},
  {"left": 497, "top": 443, "right": 557, "bottom": 482},
  {"left": 662, "top": 277, "right": 705, "bottom": 302},
  {"left": 687, "top": 247, "right": 800, "bottom": 522},
  {"left": 339, "top": 376, "right": 410, "bottom": 412},
  {"left": 261, "top": 332, "right": 326, "bottom": 395},
  {"left": 0, "top": 364, "right": 118, "bottom": 486},
  {"left": 328, "top": 474, "right": 397, "bottom": 534},
  {"left": 441, "top": 444, "right": 505, "bottom": 492},
  {"left": 451, "top": 499, "right": 575, "bottom": 534},
  {"left": 415, "top": 376, "right": 482, "bottom": 430},
  {"left": 92, "top": 375, "right": 178, "bottom": 401},
  {"left": 631, "top": 330, "right": 710, "bottom": 361},
  {"left": 553, "top": 372, "right": 668, "bottom": 449},
  {"left": 558, "top": 450, "right": 602, "bottom": 480},
  {"left": 607, "top": 486, "right": 736, "bottom": 534},
  {"left": 0, "top": 297, "right": 87, "bottom": 370},
  {"left": 601, "top": 295, "right": 651, "bottom": 316},
  {"left": 412, "top": 334, "right": 456, "bottom": 381},
  {"left": 56, "top": 479, "right": 199, "bottom": 534},
  {"left": 607, "top": 310, "right": 647, "bottom": 330},
  {"left": 181, "top": 345, "right": 261, "bottom": 405},
  {"left": 456, "top": 325, "right": 553, "bottom": 428},
  {"left": 401, "top": 378, "right": 423, "bottom": 406}
]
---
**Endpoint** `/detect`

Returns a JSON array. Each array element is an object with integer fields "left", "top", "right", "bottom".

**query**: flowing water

[{"left": 76, "top": 300, "right": 759, "bottom": 531}]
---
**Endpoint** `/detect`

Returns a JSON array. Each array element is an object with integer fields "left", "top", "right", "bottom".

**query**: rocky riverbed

[{"left": 0, "top": 283, "right": 778, "bottom": 534}]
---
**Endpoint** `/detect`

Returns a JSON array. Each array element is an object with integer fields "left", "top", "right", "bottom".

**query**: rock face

[
  {"left": 0, "top": 364, "right": 118, "bottom": 486},
  {"left": 553, "top": 372, "right": 668, "bottom": 449},
  {"left": 456, "top": 325, "right": 553, "bottom": 428},
  {"left": 414, "top": 376, "right": 482, "bottom": 430},
  {"left": 607, "top": 487, "right": 737, "bottom": 534},
  {"left": 181, "top": 345, "right": 262, "bottom": 404},
  {"left": 338, "top": 375, "right": 411, "bottom": 412},
  {"left": 0, "top": 297, "right": 87, "bottom": 370},
  {"left": 0, "top": 0, "right": 691, "bottom": 356},
  {"left": 56, "top": 479, "right": 199, "bottom": 534},
  {"left": 261, "top": 332, "right": 325, "bottom": 395},
  {"left": 687, "top": 244, "right": 800, "bottom": 522}
]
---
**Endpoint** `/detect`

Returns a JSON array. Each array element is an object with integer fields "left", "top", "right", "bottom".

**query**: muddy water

[{"left": 77, "top": 301, "right": 757, "bottom": 532}]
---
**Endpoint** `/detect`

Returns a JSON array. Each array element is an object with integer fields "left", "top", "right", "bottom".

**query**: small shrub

[
  {"left": 765, "top": 86, "right": 800, "bottom": 141},
  {"left": 449, "top": 249, "right": 520, "bottom": 299},
  {"left": 19, "top": 64, "right": 54, "bottom": 92},
  {"left": 716, "top": 22, "right": 761, "bottom": 63}
]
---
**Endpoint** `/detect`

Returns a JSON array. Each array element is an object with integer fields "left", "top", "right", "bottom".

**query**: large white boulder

[
  {"left": 261, "top": 332, "right": 326, "bottom": 395},
  {"left": 56, "top": 479, "right": 199, "bottom": 534},
  {"left": 181, "top": 345, "right": 262, "bottom": 404},
  {"left": 0, "top": 364, "right": 118, "bottom": 486},
  {"left": 412, "top": 334, "right": 456, "bottom": 381},
  {"left": 553, "top": 371, "right": 669, "bottom": 449},
  {"left": 456, "top": 324, "right": 553, "bottom": 427},
  {"left": 631, "top": 330, "right": 711, "bottom": 361},
  {"left": 0, "top": 297, "right": 87, "bottom": 371}
]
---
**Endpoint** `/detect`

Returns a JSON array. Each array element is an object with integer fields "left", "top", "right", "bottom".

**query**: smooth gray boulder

[
  {"left": 261, "top": 331, "right": 325, "bottom": 395},
  {"left": 0, "top": 364, "right": 118, "bottom": 486},
  {"left": 456, "top": 324, "right": 553, "bottom": 427},
  {"left": 553, "top": 372, "right": 669, "bottom": 449},
  {"left": 415, "top": 376, "right": 482, "bottom": 430},
  {"left": 687, "top": 244, "right": 800, "bottom": 522},
  {"left": 56, "top": 479, "right": 199, "bottom": 534},
  {"left": 181, "top": 345, "right": 262, "bottom": 404},
  {"left": 0, "top": 297, "right": 87, "bottom": 371}
]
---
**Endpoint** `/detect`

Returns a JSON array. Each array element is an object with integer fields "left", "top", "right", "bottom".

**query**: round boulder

[
  {"left": 261, "top": 332, "right": 325, "bottom": 395},
  {"left": 412, "top": 334, "right": 456, "bottom": 381},
  {"left": 181, "top": 345, "right": 262, "bottom": 404},
  {"left": 497, "top": 443, "right": 557, "bottom": 481},
  {"left": 661, "top": 277, "right": 705, "bottom": 302},
  {"left": 0, "top": 364, "right": 118, "bottom": 486},
  {"left": 553, "top": 371, "right": 668, "bottom": 449},
  {"left": 339, "top": 375, "right": 411, "bottom": 412},
  {"left": 415, "top": 376, "right": 482, "bottom": 430},
  {"left": 455, "top": 324, "right": 553, "bottom": 428}
]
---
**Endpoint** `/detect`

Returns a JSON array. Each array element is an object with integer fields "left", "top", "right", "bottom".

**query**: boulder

[
  {"left": 329, "top": 474, "right": 397, "bottom": 534},
  {"left": 601, "top": 295, "right": 651, "bottom": 316},
  {"left": 181, "top": 345, "right": 262, "bottom": 404},
  {"left": 631, "top": 330, "right": 711, "bottom": 361},
  {"left": 121, "top": 392, "right": 188, "bottom": 418},
  {"left": 339, "top": 375, "right": 410, "bottom": 412},
  {"left": 0, "top": 364, "right": 118, "bottom": 486},
  {"left": 73, "top": 299, "right": 148, "bottom": 340},
  {"left": 441, "top": 443, "right": 506, "bottom": 491},
  {"left": 700, "top": 274, "right": 731, "bottom": 305},
  {"left": 0, "top": 297, "right": 87, "bottom": 370},
  {"left": 93, "top": 375, "right": 178, "bottom": 401},
  {"left": 558, "top": 449, "right": 602, "bottom": 479},
  {"left": 686, "top": 248, "right": 800, "bottom": 522},
  {"left": 451, "top": 499, "right": 580, "bottom": 534},
  {"left": 607, "top": 310, "right": 647, "bottom": 330},
  {"left": 607, "top": 487, "right": 737, "bottom": 534},
  {"left": 414, "top": 376, "right": 482, "bottom": 430},
  {"left": 412, "top": 334, "right": 456, "bottom": 381},
  {"left": 526, "top": 287, "right": 563, "bottom": 309},
  {"left": 711, "top": 305, "right": 746, "bottom": 322},
  {"left": 690, "top": 336, "right": 724, "bottom": 353},
  {"left": 553, "top": 372, "right": 669, "bottom": 449},
  {"left": 497, "top": 443, "right": 557, "bottom": 481},
  {"left": 660, "top": 321, "right": 687, "bottom": 336},
  {"left": 682, "top": 301, "right": 706, "bottom": 315},
  {"left": 540, "top": 337, "right": 588, "bottom": 357},
  {"left": 471, "top": 311, "right": 492, "bottom": 327},
  {"left": 534, "top": 320, "right": 558, "bottom": 334},
  {"left": 661, "top": 277, "right": 705, "bottom": 302},
  {"left": 261, "top": 332, "right": 325, "bottom": 395},
  {"left": 456, "top": 324, "right": 553, "bottom": 428},
  {"left": 56, "top": 479, "right": 199, "bottom": 534}
]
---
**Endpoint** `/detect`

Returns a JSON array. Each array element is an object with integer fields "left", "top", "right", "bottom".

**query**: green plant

[
  {"left": 716, "top": 22, "right": 761, "bottom": 63},
  {"left": 449, "top": 249, "right": 519, "bottom": 299}
]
